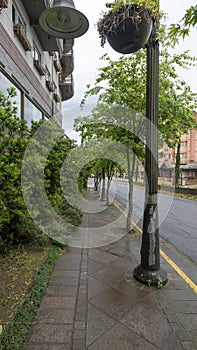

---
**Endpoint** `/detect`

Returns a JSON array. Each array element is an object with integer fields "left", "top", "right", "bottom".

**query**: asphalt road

[{"left": 110, "top": 179, "right": 197, "bottom": 265}]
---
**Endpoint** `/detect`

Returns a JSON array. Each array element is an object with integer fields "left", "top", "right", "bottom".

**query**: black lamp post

[
  {"left": 133, "top": 2, "right": 168, "bottom": 286},
  {"left": 98, "top": 0, "right": 168, "bottom": 286}
]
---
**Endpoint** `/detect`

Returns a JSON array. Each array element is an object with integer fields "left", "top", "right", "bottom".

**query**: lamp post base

[{"left": 133, "top": 264, "right": 168, "bottom": 287}]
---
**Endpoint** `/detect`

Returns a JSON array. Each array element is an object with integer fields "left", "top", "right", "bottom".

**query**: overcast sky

[{"left": 62, "top": 0, "right": 197, "bottom": 138}]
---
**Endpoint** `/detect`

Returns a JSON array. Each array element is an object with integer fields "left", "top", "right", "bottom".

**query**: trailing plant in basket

[{"left": 97, "top": 0, "right": 161, "bottom": 53}]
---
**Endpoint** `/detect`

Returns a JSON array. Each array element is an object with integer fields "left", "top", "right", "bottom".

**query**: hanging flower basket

[
  {"left": 97, "top": 1, "right": 160, "bottom": 54},
  {"left": 108, "top": 6, "right": 152, "bottom": 53}
]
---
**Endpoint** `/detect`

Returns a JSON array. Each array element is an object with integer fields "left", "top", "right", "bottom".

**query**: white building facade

[{"left": 0, "top": 0, "right": 74, "bottom": 127}]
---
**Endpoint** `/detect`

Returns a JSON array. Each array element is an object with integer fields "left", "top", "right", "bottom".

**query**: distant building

[
  {"left": 0, "top": 0, "right": 74, "bottom": 127},
  {"left": 159, "top": 112, "right": 197, "bottom": 185}
]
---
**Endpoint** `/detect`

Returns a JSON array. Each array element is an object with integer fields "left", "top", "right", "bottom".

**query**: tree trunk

[
  {"left": 106, "top": 175, "right": 113, "bottom": 206},
  {"left": 126, "top": 149, "right": 136, "bottom": 232},
  {"left": 94, "top": 169, "right": 99, "bottom": 191},
  {"left": 106, "top": 161, "right": 113, "bottom": 206},
  {"left": 175, "top": 141, "right": 181, "bottom": 188},
  {"left": 135, "top": 158, "right": 139, "bottom": 182},
  {"left": 101, "top": 167, "right": 105, "bottom": 201}
]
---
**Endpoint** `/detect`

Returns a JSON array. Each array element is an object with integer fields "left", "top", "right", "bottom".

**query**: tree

[
  {"left": 0, "top": 88, "right": 81, "bottom": 252},
  {"left": 75, "top": 103, "right": 145, "bottom": 232},
  {"left": 168, "top": 5, "right": 197, "bottom": 45},
  {"left": 0, "top": 88, "right": 36, "bottom": 252},
  {"left": 78, "top": 45, "right": 196, "bottom": 231}
]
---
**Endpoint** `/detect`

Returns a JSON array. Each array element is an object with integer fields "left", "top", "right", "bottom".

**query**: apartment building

[
  {"left": 159, "top": 112, "right": 197, "bottom": 185},
  {"left": 0, "top": 0, "right": 74, "bottom": 127}
]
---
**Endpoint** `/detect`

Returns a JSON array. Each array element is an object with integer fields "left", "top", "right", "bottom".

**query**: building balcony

[
  {"left": 0, "top": 0, "right": 8, "bottom": 9},
  {"left": 63, "top": 39, "right": 74, "bottom": 54},
  {"left": 59, "top": 74, "right": 74, "bottom": 101},
  {"left": 21, "top": 0, "right": 63, "bottom": 52},
  {"left": 33, "top": 59, "right": 45, "bottom": 76},
  {"left": 53, "top": 59, "right": 61, "bottom": 72},
  {"left": 61, "top": 52, "right": 74, "bottom": 78},
  {"left": 13, "top": 24, "right": 32, "bottom": 51},
  {"left": 53, "top": 93, "right": 61, "bottom": 103},
  {"left": 46, "top": 80, "right": 55, "bottom": 92}
]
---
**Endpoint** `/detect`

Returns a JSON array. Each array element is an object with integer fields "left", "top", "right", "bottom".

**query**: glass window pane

[
  {"left": 0, "top": 72, "right": 21, "bottom": 118},
  {"left": 24, "top": 97, "right": 42, "bottom": 127}
]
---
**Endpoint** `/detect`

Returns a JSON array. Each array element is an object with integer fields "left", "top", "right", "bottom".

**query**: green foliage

[
  {"left": 0, "top": 89, "right": 82, "bottom": 252},
  {"left": 0, "top": 89, "right": 36, "bottom": 252},
  {"left": 0, "top": 245, "right": 61, "bottom": 350},
  {"left": 157, "top": 277, "right": 163, "bottom": 289},
  {"left": 78, "top": 41, "right": 197, "bottom": 222},
  {"left": 168, "top": 5, "right": 197, "bottom": 45},
  {"left": 80, "top": 48, "right": 197, "bottom": 147}
]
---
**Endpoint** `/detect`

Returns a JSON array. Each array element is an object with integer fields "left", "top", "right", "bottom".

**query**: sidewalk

[{"left": 22, "top": 188, "right": 197, "bottom": 350}]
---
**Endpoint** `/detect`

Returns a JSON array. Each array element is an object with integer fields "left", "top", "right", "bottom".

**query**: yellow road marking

[{"left": 113, "top": 200, "right": 197, "bottom": 294}]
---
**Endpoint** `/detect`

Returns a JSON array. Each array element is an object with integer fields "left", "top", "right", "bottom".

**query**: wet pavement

[{"left": 23, "top": 188, "right": 197, "bottom": 350}]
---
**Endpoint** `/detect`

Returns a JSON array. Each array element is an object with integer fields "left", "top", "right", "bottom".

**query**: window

[
  {"left": 24, "top": 97, "right": 42, "bottom": 127},
  {"left": 0, "top": 72, "right": 21, "bottom": 118},
  {"left": 45, "top": 67, "right": 55, "bottom": 92},
  {"left": 180, "top": 153, "right": 187, "bottom": 159},
  {"left": 188, "top": 171, "right": 196, "bottom": 179},
  {"left": 45, "top": 67, "right": 50, "bottom": 81},
  {"left": 12, "top": 4, "right": 31, "bottom": 51},
  {"left": 53, "top": 82, "right": 57, "bottom": 93},
  {"left": 12, "top": 5, "right": 25, "bottom": 30},
  {"left": 32, "top": 44, "right": 41, "bottom": 62},
  {"left": 32, "top": 44, "right": 45, "bottom": 75}
]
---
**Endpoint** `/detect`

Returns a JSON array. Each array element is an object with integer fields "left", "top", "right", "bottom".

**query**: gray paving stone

[
  {"left": 20, "top": 189, "right": 197, "bottom": 350},
  {"left": 120, "top": 294, "right": 171, "bottom": 348},
  {"left": 26, "top": 324, "right": 72, "bottom": 343},
  {"left": 178, "top": 314, "right": 197, "bottom": 329},
  {"left": 87, "top": 303, "right": 116, "bottom": 346},
  {"left": 161, "top": 331, "right": 182, "bottom": 350},
  {"left": 181, "top": 341, "right": 196, "bottom": 350},
  {"left": 33, "top": 308, "right": 74, "bottom": 324},
  {"left": 162, "top": 289, "right": 197, "bottom": 301},
  {"left": 113, "top": 278, "right": 150, "bottom": 298},
  {"left": 88, "top": 259, "right": 105, "bottom": 273},
  {"left": 52, "top": 269, "right": 80, "bottom": 278},
  {"left": 88, "top": 275, "right": 108, "bottom": 299},
  {"left": 87, "top": 323, "right": 158, "bottom": 350},
  {"left": 23, "top": 345, "right": 70, "bottom": 350},
  {"left": 40, "top": 296, "right": 76, "bottom": 309},
  {"left": 90, "top": 286, "right": 142, "bottom": 321},
  {"left": 49, "top": 276, "right": 79, "bottom": 286},
  {"left": 88, "top": 249, "right": 118, "bottom": 264},
  {"left": 46, "top": 285, "right": 78, "bottom": 297},
  {"left": 89, "top": 260, "right": 129, "bottom": 285},
  {"left": 168, "top": 300, "right": 197, "bottom": 313}
]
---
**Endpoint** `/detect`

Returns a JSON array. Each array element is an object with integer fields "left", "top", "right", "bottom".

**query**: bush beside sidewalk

[{"left": 0, "top": 244, "right": 62, "bottom": 350}]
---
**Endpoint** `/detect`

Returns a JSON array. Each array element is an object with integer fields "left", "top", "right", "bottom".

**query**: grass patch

[
  {"left": 0, "top": 244, "right": 62, "bottom": 350},
  {"left": 0, "top": 244, "right": 50, "bottom": 328}
]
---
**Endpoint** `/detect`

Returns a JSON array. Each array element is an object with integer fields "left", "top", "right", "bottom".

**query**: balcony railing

[
  {"left": 53, "top": 59, "right": 61, "bottom": 72},
  {"left": 53, "top": 93, "right": 61, "bottom": 102},
  {"left": 59, "top": 74, "right": 74, "bottom": 101},
  {"left": 63, "top": 39, "right": 74, "bottom": 54},
  {"left": 46, "top": 80, "right": 55, "bottom": 92},
  {"left": 33, "top": 59, "right": 45, "bottom": 76},
  {"left": 61, "top": 52, "right": 74, "bottom": 78},
  {"left": 0, "top": 0, "right": 8, "bottom": 9},
  {"left": 13, "top": 24, "right": 31, "bottom": 51}
]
